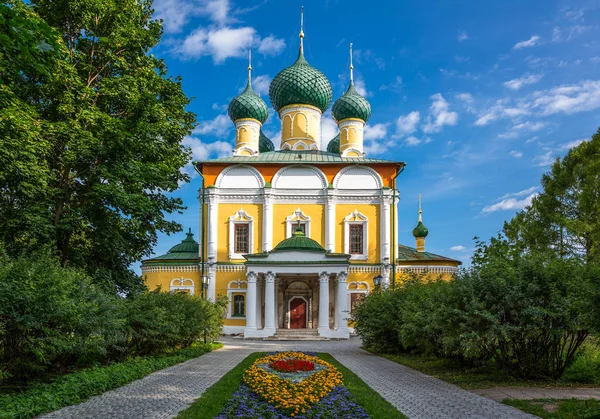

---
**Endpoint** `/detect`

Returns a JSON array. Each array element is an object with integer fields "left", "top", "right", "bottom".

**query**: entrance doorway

[{"left": 289, "top": 297, "right": 307, "bottom": 329}]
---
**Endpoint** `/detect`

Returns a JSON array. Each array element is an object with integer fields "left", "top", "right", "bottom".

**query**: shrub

[{"left": 0, "top": 250, "right": 125, "bottom": 381}]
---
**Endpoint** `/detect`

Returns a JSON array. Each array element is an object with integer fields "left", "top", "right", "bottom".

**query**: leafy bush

[
  {"left": 0, "top": 250, "right": 125, "bottom": 381},
  {"left": 126, "top": 290, "right": 226, "bottom": 356}
]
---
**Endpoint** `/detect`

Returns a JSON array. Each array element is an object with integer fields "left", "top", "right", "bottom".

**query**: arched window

[
  {"left": 233, "top": 295, "right": 245, "bottom": 317},
  {"left": 170, "top": 278, "right": 195, "bottom": 295}
]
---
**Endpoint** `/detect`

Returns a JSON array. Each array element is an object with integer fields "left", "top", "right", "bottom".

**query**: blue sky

[{"left": 140, "top": 0, "right": 600, "bottom": 269}]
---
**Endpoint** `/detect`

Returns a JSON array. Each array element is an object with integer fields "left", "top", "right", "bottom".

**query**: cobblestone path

[{"left": 41, "top": 337, "right": 536, "bottom": 419}]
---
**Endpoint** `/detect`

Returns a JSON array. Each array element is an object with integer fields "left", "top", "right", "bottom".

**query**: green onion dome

[
  {"left": 326, "top": 133, "right": 340, "bottom": 154},
  {"left": 228, "top": 81, "right": 269, "bottom": 124},
  {"left": 332, "top": 81, "right": 371, "bottom": 123},
  {"left": 269, "top": 50, "right": 333, "bottom": 113},
  {"left": 259, "top": 130, "right": 275, "bottom": 152},
  {"left": 412, "top": 222, "right": 429, "bottom": 238},
  {"left": 272, "top": 226, "right": 325, "bottom": 252}
]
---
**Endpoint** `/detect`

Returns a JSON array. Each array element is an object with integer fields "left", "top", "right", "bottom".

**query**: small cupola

[
  {"left": 228, "top": 50, "right": 269, "bottom": 156},
  {"left": 331, "top": 44, "right": 371, "bottom": 157},
  {"left": 412, "top": 195, "right": 429, "bottom": 252}
]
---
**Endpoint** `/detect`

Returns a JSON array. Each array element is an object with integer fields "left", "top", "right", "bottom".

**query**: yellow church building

[{"left": 142, "top": 23, "right": 460, "bottom": 339}]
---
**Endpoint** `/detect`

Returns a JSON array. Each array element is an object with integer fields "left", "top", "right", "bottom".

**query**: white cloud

[
  {"left": 560, "top": 138, "right": 588, "bottom": 150},
  {"left": 450, "top": 245, "right": 466, "bottom": 251},
  {"left": 474, "top": 100, "right": 529, "bottom": 126},
  {"left": 458, "top": 31, "right": 469, "bottom": 42},
  {"left": 194, "top": 114, "right": 231, "bottom": 137},
  {"left": 258, "top": 35, "right": 286, "bottom": 56},
  {"left": 510, "top": 150, "right": 523, "bottom": 158},
  {"left": 482, "top": 192, "right": 537, "bottom": 213},
  {"left": 513, "top": 121, "right": 545, "bottom": 131},
  {"left": 504, "top": 73, "right": 543, "bottom": 90},
  {"left": 455, "top": 55, "right": 469, "bottom": 63},
  {"left": 405, "top": 136, "right": 421, "bottom": 146},
  {"left": 500, "top": 186, "right": 538, "bottom": 199},
  {"left": 364, "top": 123, "right": 388, "bottom": 141},
  {"left": 320, "top": 116, "right": 338, "bottom": 149},
  {"left": 456, "top": 93, "right": 474, "bottom": 104},
  {"left": 251, "top": 75, "right": 271, "bottom": 96},
  {"left": 396, "top": 111, "right": 420, "bottom": 136},
  {"left": 353, "top": 75, "right": 370, "bottom": 97},
  {"left": 533, "top": 150, "right": 555, "bottom": 167},
  {"left": 154, "top": 0, "right": 233, "bottom": 34},
  {"left": 179, "top": 26, "right": 255, "bottom": 63},
  {"left": 531, "top": 80, "right": 600, "bottom": 115},
  {"left": 182, "top": 135, "right": 232, "bottom": 161},
  {"left": 379, "top": 76, "right": 403, "bottom": 92},
  {"left": 513, "top": 35, "right": 541, "bottom": 50},
  {"left": 422, "top": 93, "right": 458, "bottom": 133}
]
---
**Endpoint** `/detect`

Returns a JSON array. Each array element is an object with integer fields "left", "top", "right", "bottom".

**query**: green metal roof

[
  {"left": 271, "top": 227, "right": 325, "bottom": 252},
  {"left": 396, "top": 244, "right": 461, "bottom": 264},
  {"left": 142, "top": 229, "right": 199, "bottom": 264},
  {"left": 412, "top": 221, "right": 429, "bottom": 238},
  {"left": 326, "top": 133, "right": 340, "bottom": 154},
  {"left": 228, "top": 81, "right": 269, "bottom": 123},
  {"left": 197, "top": 150, "right": 402, "bottom": 165},
  {"left": 332, "top": 81, "right": 372, "bottom": 123},
  {"left": 269, "top": 49, "right": 333, "bottom": 113},
  {"left": 259, "top": 130, "right": 275, "bottom": 152}
]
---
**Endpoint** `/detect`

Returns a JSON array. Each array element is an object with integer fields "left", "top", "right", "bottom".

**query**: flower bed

[{"left": 216, "top": 351, "right": 371, "bottom": 418}]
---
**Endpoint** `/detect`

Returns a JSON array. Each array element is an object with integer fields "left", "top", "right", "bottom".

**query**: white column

[
  {"left": 207, "top": 264, "right": 216, "bottom": 301},
  {"left": 256, "top": 279, "right": 263, "bottom": 329},
  {"left": 264, "top": 272, "right": 276, "bottom": 335},
  {"left": 325, "top": 196, "right": 335, "bottom": 252},
  {"left": 273, "top": 281, "right": 279, "bottom": 329},
  {"left": 207, "top": 193, "right": 218, "bottom": 261},
  {"left": 244, "top": 271, "right": 257, "bottom": 337},
  {"left": 263, "top": 193, "right": 273, "bottom": 252},
  {"left": 381, "top": 193, "right": 391, "bottom": 262},
  {"left": 336, "top": 272, "right": 349, "bottom": 337},
  {"left": 318, "top": 272, "right": 330, "bottom": 335}
]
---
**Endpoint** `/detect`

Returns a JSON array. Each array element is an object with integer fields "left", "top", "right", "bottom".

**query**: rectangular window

[
  {"left": 349, "top": 224, "right": 363, "bottom": 254},
  {"left": 234, "top": 224, "right": 249, "bottom": 254},
  {"left": 233, "top": 295, "right": 245, "bottom": 317}
]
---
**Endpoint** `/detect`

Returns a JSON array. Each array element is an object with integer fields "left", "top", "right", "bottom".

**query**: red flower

[{"left": 269, "top": 358, "right": 315, "bottom": 373}]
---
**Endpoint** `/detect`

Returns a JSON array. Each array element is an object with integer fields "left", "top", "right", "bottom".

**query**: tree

[
  {"left": 0, "top": 0, "right": 196, "bottom": 293},
  {"left": 504, "top": 129, "right": 600, "bottom": 264}
]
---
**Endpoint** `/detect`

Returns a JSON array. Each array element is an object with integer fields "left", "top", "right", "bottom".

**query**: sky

[{"left": 139, "top": 0, "right": 600, "bottom": 270}]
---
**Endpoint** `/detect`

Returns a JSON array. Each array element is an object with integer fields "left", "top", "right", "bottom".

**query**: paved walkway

[
  {"left": 472, "top": 386, "right": 600, "bottom": 402},
  {"left": 41, "top": 337, "right": 536, "bottom": 419}
]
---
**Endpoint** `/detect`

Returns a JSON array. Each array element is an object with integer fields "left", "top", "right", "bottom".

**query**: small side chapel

[{"left": 142, "top": 11, "right": 460, "bottom": 339}]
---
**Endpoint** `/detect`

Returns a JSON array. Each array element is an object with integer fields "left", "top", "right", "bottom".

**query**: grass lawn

[
  {"left": 178, "top": 352, "right": 407, "bottom": 419},
  {"left": 505, "top": 398, "right": 600, "bottom": 418},
  {"left": 372, "top": 340, "right": 600, "bottom": 390},
  {"left": 0, "top": 342, "right": 222, "bottom": 419}
]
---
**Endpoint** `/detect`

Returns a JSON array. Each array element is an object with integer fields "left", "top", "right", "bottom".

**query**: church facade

[{"left": 142, "top": 25, "right": 460, "bottom": 339}]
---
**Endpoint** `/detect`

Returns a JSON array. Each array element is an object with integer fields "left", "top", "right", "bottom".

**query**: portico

[{"left": 243, "top": 227, "right": 351, "bottom": 339}]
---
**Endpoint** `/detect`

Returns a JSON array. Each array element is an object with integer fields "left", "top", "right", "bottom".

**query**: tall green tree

[
  {"left": 0, "top": 0, "right": 196, "bottom": 293},
  {"left": 504, "top": 129, "right": 600, "bottom": 263}
]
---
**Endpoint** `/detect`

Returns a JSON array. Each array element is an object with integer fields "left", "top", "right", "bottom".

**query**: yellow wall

[
  {"left": 272, "top": 204, "right": 325, "bottom": 246},
  {"left": 217, "top": 203, "right": 263, "bottom": 261},
  {"left": 335, "top": 203, "right": 380, "bottom": 262},
  {"left": 143, "top": 270, "right": 202, "bottom": 294},
  {"left": 279, "top": 105, "right": 321, "bottom": 150}
]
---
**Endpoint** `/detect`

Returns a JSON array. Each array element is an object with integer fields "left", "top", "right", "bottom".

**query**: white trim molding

[
  {"left": 343, "top": 209, "right": 369, "bottom": 260},
  {"left": 272, "top": 165, "right": 328, "bottom": 190},
  {"left": 228, "top": 208, "right": 254, "bottom": 260},
  {"left": 170, "top": 277, "right": 195, "bottom": 295},
  {"left": 285, "top": 207, "right": 312, "bottom": 238},
  {"left": 215, "top": 165, "right": 265, "bottom": 189},
  {"left": 332, "top": 165, "right": 383, "bottom": 190}
]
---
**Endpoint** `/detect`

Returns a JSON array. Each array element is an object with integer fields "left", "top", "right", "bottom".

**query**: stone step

[
  {"left": 264, "top": 335, "right": 330, "bottom": 341},
  {"left": 275, "top": 329, "right": 319, "bottom": 335}
]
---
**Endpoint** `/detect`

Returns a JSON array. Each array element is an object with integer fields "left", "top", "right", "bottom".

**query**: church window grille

[
  {"left": 349, "top": 225, "right": 363, "bottom": 254},
  {"left": 234, "top": 224, "right": 249, "bottom": 254},
  {"left": 233, "top": 295, "right": 245, "bottom": 317}
]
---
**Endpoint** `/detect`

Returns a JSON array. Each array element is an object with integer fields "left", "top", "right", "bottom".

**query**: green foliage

[
  {"left": 0, "top": 0, "right": 196, "bottom": 293},
  {"left": 0, "top": 342, "right": 220, "bottom": 419},
  {"left": 505, "top": 399, "right": 600, "bottom": 419},
  {"left": 0, "top": 251, "right": 226, "bottom": 382},
  {"left": 127, "top": 291, "right": 227, "bottom": 356}
]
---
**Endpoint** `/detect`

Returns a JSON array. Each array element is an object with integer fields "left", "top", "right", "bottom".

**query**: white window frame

[
  {"left": 285, "top": 207, "right": 312, "bottom": 238},
  {"left": 228, "top": 209, "right": 254, "bottom": 260},
  {"left": 344, "top": 210, "right": 369, "bottom": 260},
  {"left": 170, "top": 277, "right": 195, "bottom": 295},
  {"left": 226, "top": 279, "right": 247, "bottom": 319}
]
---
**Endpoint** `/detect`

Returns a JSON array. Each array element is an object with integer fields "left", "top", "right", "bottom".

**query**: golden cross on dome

[
  {"left": 418, "top": 194, "right": 423, "bottom": 222},
  {"left": 349, "top": 43, "right": 354, "bottom": 82},
  {"left": 299, "top": 6, "right": 305, "bottom": 51},
  {"left": 247, "top": 48, "right": 252, "bottom": 84}
]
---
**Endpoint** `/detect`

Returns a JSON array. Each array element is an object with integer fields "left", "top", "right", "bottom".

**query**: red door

[{"left": 289, "top": 298, "right": 306, "bottom": 329}]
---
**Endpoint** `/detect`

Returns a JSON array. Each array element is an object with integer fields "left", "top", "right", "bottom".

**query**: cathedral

[{"left": 142, "top": 15, "right": 460, "bottom": 339}]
